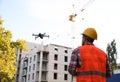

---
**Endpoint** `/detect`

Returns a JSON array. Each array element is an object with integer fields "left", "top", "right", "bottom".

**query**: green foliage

[{"left": 106, "top": 39, "right": 117, "bottom": 73}]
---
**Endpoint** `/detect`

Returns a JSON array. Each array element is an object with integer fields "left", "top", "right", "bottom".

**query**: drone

[{"left": 32, "top": 33, "right": 49, "bottom": 40}]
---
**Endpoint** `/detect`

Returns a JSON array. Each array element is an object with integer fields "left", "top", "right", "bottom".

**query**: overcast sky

[{"left": 0, "top": 0, "right": 120, "bottom": 63}]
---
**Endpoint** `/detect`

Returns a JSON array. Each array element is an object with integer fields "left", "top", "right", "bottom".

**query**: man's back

[{"left": 76, "top": 45, "right": 106, "bottom": 82}]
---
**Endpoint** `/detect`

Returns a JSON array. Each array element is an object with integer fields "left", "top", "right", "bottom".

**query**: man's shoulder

[
  {"left": 94, "top": 46, "right": 106, "bottom": 54},
  {"left": 72, "top": 47, "right": 79, "bottom": 54}
]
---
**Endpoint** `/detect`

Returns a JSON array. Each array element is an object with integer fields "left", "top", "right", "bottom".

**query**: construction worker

[{"left": 68, "top": 27, "right": 111, "bottom": 82}]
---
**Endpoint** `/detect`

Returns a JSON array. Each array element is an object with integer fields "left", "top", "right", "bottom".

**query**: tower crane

[{"left": 69, "top": 0, "right": 95, "bottom": 22}]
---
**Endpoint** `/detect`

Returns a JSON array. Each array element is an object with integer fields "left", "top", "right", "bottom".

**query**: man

[{"left": 68, "top": 27, "right": 111, "bottom": 82}]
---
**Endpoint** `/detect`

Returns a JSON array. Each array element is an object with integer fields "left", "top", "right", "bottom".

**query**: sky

[{"left": 0, "top": 0, "right": 120, "bottom": 63}]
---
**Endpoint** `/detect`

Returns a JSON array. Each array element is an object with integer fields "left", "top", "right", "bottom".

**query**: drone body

[{"left": 32, "top": 33, "right": 49, "bottom": 40}]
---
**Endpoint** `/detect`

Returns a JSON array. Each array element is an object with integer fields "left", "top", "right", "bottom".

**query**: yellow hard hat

[{"left": 82, "top": 27, "right": 97, "bottom": 40}]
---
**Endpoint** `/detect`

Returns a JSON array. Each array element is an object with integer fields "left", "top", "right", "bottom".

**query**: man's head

[{"left": 81, "top": 27, "right": 97, "bottom": 45}]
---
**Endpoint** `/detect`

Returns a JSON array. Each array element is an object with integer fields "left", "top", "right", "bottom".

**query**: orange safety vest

[{"left": 76, "top": 45, "right": 106, "bottom": 82}]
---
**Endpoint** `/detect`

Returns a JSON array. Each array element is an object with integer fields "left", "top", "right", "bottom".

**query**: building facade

[{"left": 15, "top": 42, "right": 73, "bottom": 82}]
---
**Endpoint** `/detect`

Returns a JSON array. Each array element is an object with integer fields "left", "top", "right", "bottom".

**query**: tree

[
  {"left": 0, "top": 17, "right": 27, "bottom": 81},
  {"left": 106, "top": 39, "right": 117, "bottom": 73}
]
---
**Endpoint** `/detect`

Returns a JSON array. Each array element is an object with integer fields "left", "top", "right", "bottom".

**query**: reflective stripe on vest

[{"left": 77, "top": 71, "right": 106, "bottom": 77}]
